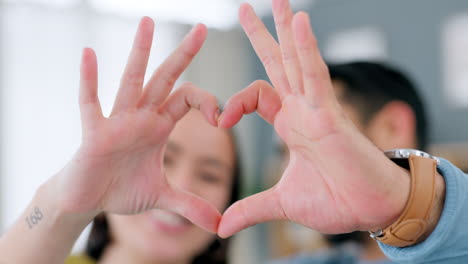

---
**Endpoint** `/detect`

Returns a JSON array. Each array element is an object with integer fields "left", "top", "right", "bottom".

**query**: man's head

[{"left": 330, "top": 61, "right": 428, "bottom": 151}]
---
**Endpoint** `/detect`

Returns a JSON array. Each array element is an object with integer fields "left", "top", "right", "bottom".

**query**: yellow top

[{"left": 65, "top": 255, "right": 96, "bottom": 264}]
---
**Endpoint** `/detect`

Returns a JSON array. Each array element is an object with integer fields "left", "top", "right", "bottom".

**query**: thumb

[
  {"left": 218, "top": 187, "right": 285, "bottom": 238},
  {"left": 158, "top": 186, "right": 222, "bottom": 233}
]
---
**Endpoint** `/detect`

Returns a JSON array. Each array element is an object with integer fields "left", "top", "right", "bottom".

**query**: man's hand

[{"left": 218, "top": 0, "right": 411, "bottom": 238}]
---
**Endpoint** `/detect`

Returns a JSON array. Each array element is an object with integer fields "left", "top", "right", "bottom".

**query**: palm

[
  {"left": 280, "top": 154, "right": 343, "bottom": 232},
  {"left": 218, "top": 0, "right": 408, "bottom": 237},
  {"left": 273, "top": 96, "right": 389, "bottom": 233},
  {"left": 71, "top": 111, "right": 173, "bottom": 214},
  {"left": 275, "top": 97, "right": 350, "bottom": 232},
  {"left": 55, "top": 18, "right": 221, "bottom": 232}
]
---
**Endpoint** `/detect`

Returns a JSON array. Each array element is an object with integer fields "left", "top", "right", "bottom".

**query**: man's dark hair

[{"left": 329, "top": 61, "right": 428, "bottom": 150}]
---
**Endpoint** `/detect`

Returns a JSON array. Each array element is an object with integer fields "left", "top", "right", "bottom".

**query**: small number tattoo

[{"left": 25, "top": 207, "right": 43, "bottom": 229}]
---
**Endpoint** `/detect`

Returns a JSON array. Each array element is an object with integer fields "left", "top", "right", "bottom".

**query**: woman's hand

[
  {"left": 217, "top": 0, "right": 411, "bottom": 237},
  {"left": 51, "top": 17, "right": 221, "bottom": 232},
  {"left": 0, "top": 17, "right": 223, "bottom": 264}
]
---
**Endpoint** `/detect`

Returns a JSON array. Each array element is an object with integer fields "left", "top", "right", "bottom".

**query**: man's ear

[{"left": 366, "top": 101, "right": 417, "bottom": 150}]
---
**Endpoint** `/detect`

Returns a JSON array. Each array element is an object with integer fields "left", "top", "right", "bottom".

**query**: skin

[
  {"left": 100, "top": 110, "right": 235, "bottom": 264},
  {"left": 328, "top": 80, "right": 419, "bottom": 260},
  {"left": 0, "top": 1, "right": 447, "bottom": 263},
  {"left": 336, "top": 79, "right": 445, "bottom": 260},
  {"left": 0, "top": 17, "right": 226, "bottom": 264},
  {"left": 332, "top": 79, "right": 417, "bottom": 151},
  {"left": 217, "top": 0, "right": 411, "bottom": 237},
  {"left": 275, "top": 80, "right": 419, "bottom": 260},
  {"left": 217, "top": 0, "right": 445, "bottom": 248}
]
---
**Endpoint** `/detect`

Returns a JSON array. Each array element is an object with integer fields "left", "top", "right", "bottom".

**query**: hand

[
  {"left": 49, "top": 17, "right": 221, "bottom": 232},
  {"left": 217, "top": 0, "right": 411, "bottom": 237}
]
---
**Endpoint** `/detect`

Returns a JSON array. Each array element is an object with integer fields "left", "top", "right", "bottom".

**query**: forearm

[{"left": 0, "top": 177, "right": 96, "bottom": 264}]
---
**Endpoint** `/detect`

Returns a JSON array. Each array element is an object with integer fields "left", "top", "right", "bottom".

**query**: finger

[
  {"left": 292, "top": 13, "right": 335, "bottom": 107},
  {"left": 218, "top": 188, "right": 285, "bottom": 238},
  {"left": 218, "top": 80, "right": 282, "bottom": 129},
  {"left": 158, "top": 186, "right": 222, "bottom": 233},
  {"left": 112, "top": 17, "right": 154, "bottom": 114},
  {"left": 272, "top": 0, "right": 304, "bottom": 94},
  {"left": 140, "top": 24, "right": 208, "bottom": 108},
  {"left": 239, "top": 3, "right": 291, "bottom": 98},
  {"left": 159, "top": 82, "right": 220, "bottom": 127},
  {"left": 79, "top": 48, "right": 103, "bottom": 130}
]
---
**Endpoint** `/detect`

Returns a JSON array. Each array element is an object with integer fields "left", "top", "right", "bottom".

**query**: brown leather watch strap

[{"left": 374, "top": 155, "right": 437, "bottom": 247}]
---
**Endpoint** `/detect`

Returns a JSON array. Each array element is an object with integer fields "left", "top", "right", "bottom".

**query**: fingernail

[
  {"left": 214, "top": 108, "right": 221, "bottom": 123},
  {"left": 217, "top": 113, "right": 224, "bottom": 127}
]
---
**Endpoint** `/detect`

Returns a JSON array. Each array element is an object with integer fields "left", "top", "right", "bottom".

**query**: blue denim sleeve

[{"left": 378, "top": 158, "right": 468, "bottom": 263}]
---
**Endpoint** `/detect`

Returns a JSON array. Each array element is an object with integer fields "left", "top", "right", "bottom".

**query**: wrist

[
  {"left": 370, "top": 171, "right": 445, "bottom": 246},
  {"left": 369, "top": 164, "right": 411, "bottom": 231},
  {"left": 39, "top": 174, "right": 98, "bottom": 228},
  {"left": 369, "top": 153, "right": 442, "bottom": 247},
  {"left": 0, "top": 177, "right": 97, "bottom": 263}
]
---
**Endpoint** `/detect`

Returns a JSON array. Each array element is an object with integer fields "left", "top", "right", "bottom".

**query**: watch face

[{"left": 384, "top": 149, "right": 440, "bottom": 164}]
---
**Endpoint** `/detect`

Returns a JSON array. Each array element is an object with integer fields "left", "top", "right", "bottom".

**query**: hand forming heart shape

[
  {"left": 216, "top": 0, "right": 410, "bottom": 238},
  {"left": 53, "top": 17, "right": 223, "bottom": 233}
]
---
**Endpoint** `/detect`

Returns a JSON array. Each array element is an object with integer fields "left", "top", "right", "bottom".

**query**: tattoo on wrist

[{"left": 25, "top": 207, "right": 43, "bottom": 229}]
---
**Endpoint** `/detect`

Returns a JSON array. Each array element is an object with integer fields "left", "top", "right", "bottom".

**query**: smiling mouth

[{"left": 150, "top": 209, "right": 192, "bottom": 233}]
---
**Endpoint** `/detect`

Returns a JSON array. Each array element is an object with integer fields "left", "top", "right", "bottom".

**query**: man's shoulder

[
  {"left": 269, "top": 255, "right": 329, "bottom": 264},
  {"left": 269, "top": 251, "right": 395, "bottom": 264},
  {"left": 268, "top": 251, "right": 352, "bottom": 264}
]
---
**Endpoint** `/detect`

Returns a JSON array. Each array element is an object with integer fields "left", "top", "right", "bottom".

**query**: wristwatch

[{"left": 369, "top": 149, "right": 440, "bottom": 247}]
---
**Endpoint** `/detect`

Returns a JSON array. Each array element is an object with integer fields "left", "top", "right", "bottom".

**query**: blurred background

[{"left": 1, "top": 0, "right": 468, "bottom": 263}]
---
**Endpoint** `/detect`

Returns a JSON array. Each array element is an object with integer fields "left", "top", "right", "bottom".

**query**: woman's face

[{"left": 108, "top": 110, "right": 236, "bottom": 263}]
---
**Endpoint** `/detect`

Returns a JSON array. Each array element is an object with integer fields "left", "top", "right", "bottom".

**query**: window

[{"left": 442, "top": 13, "right": 468, "bottom": 108}]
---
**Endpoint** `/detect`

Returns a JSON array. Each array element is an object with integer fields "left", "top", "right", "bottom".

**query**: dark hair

[
  {"left": 323, "top": 232, "right": 368, "bottom": 246},
  {"left": 328, "top": 61, "right": 428, "bottom": 150},
  {"left": 85, "top": 132, "right": 242, "bottom": 264}
]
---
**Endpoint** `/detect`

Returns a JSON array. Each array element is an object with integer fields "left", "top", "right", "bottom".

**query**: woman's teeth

[{"left": 152, "top": 210, "right": 189, "bottom": 226}]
